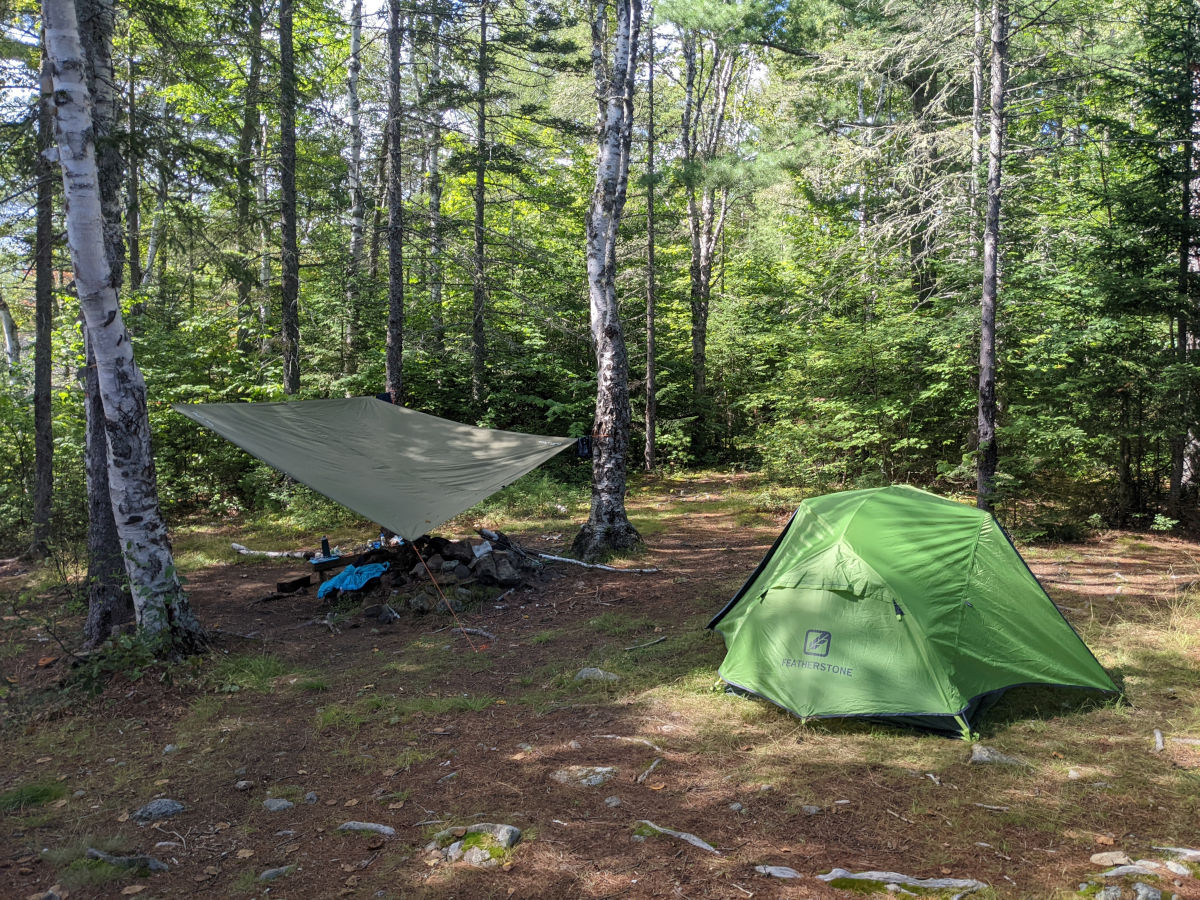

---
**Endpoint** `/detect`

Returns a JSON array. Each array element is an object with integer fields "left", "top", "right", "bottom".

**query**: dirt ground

[{"left": 2, "top": 474, "right": 1199, "bottom": 899}]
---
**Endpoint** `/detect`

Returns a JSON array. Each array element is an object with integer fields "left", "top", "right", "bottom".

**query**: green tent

[
  {"left": 708, "top": 486, "right": 1117, "bottom": 737},
  {"left": 174, "top": 398, "right": 573, "bottom": 540}
]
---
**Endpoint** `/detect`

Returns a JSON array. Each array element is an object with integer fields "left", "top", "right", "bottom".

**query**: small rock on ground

[
  {"left": 86, "top": 848, "right": 168, "bottom": 873},
  {"left": 132, "top": 799, "right": 185, "bottom": 823},
  {"left": 304, "top": 791, "right": 318, "bottom": 804},
  {"left": 802, "top": 805, "right": 822, "bottom": 816},
  {"left": 258, "top": 865, "right": 295, "bottom": 882},
  {"left": 1096, "top": 887, "right": 1123, "bottom": 900},
  {"left": 1133, "top": 884, "right": 1162, "bottom": 900},
  {"left": 817, "top": 868, "right": 986, "bottom": 893},
  {"left": 338, "top": 821, "right": 397, "bottom": 837},
  {"left": 1091, "top": 852, "right": 1133, "bottom": 866},
  {"left": 263, "top": 798, "right": 294, "bottom": 812},
  {"left": 1101, "top": 866, "right": 1163, "bottom": 879},
  {"left": 234, "top": 780, "right": 253, "bottom": 791},
  {"left": 551, "top": 765, "right": 617, "bottom": 787},
  {"left": 755, "top": 865, "right": 801, "bottom": 879},
  {"left": 969, "top": 743, "right": 1024, "bottom": 766},
  {"left": 728, "top": 802, "right": 744, "bottom": 813},
  {"left": 634, "top": 820, "right": 720, "bottom": 854},
  {"left": 575, "top": 667, "right": 620, "bottom": 682},
  {"left": 606, "top": 796, "right": 622, "bottom": 808},
  {"left": 462, "top": 845, "right": 498, "bottom": 868}
]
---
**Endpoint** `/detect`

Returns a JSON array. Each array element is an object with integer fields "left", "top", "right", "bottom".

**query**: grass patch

[
  {"left": 588, "top": 612, "right": 656, "bottom": 636},
  {"left": 209, "top": 653, "right": 292, "bottom": 692},
  {"left": 295, "top": 677, "right": 330, "bottom": 693},
  {"left": 530, "top": 630, "right": 557, "bottom": 644},
  {"left": 0, "top": 780, "right": 68, "bottom": 811}
]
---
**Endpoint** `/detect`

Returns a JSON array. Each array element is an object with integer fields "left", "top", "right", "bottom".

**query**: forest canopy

[{"left": 3, "top": 0, "right": 1200, "bottom": 563}]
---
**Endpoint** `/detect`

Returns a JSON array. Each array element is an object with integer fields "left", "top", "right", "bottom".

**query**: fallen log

[
  {"left": 452, "top": 626, "right": 495, "bottom": 641},
  {"left": 536, "top": 553, "right": 658, "bottom": 575},
  {"left": 232, "top": 542, "right": 313, "bottom": 559}
]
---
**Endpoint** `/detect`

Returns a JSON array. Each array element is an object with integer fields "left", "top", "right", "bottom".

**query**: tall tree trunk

[
  {"left": 644, "top": 13, "right": 656, "bottom": 473},
  {"left": 279, "top": 0, "right": 300, "bottom": 394},
  {"left": 125, "top": 42, "right": 141, "bottom": 287},
  {"left": 30, "top": 42, "right": 54, "bottom": 559},
  {"left": 385, "top": 0, "right": 404, "bottom": 401},
  {"left": 235, "top": 0, "right": 263, "bottom": 354},
  {"left": 43, "top": 0, "right": 203, "bottom": 652},
  {"left": 139, "top": 164, "right": 165, "bottom": 288},
  {"left": 344, "top": 0, "right": 364, "bottom": 376},
  {"left": 1171, "top": 58, "right": 1200, "bottom": 511},
  {"left": 425, "top": 14, "right": 445, "bottom": 355},
  {"left": 257, "top": 117, "right": 271, "bottom": 344},
  {"left": 77, "top": 0, "right": 133, "bottom": 645},
  {"left": 573, "top": 0, "right": 643, "bottom": 562},
  {"left": 969, "top": 0, "right": 984, "bottom": 256},
  {"left": 977, "top": 0, "right": 1007, "bottom": 511},
  {"left": 0, "top": 291, "right": 18, "bottom": 371},
  {"left": 471, "top": 1, "right": 490, "bottom": 408},
  {"left": 679, "top": 32, "right": 735, "bottom": 427},
  {"left": 82, "top": 330, "right": 132, "bottom": 646},
  {"left": 368, "top": 126, "right": 388, "bottom": 283}
]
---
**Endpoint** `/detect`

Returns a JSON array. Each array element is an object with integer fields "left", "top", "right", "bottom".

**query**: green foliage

[
  {"left": 70, "top": 632, "right": 165, "bottom": 694},
  {"left": 208, "top": 653, "right": 291, "bottom": 693},
  {"left": 0, "top": 779, "right": 68, "bottom": 811}
]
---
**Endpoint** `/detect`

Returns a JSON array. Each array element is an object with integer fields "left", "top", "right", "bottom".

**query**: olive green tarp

[
  {"left": 174, "top": 397, "right": 574, "bottom": 540},
  {"left": 708, "top": 485, "right": 1118, "bottom": 737}
]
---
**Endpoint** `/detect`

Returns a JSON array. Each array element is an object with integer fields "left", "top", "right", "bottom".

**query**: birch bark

[
  {"left": 43, "top": 0, "right": 203, "bottom": 651},
  {"left": 0, "top": 292, "right": 17, "bottom": 371},
  {"left": 573, "top": 0, "right": 643, "bottom": 561},
  {"left": 977, "top": 0, "right": 1007, "bottom": 511}
]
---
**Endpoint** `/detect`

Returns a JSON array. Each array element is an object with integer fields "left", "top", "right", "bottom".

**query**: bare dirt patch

[{"left": 2, "top": 476, "right": 1199, "bottom": 899}]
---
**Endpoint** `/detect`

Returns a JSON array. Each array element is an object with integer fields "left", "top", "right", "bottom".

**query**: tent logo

[{"left": 804, "top": 630, "right": 831, "bottom": 657}]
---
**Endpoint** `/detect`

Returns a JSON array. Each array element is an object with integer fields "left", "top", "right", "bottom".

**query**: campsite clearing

[{"left": 1, "top": 473, "right": 1199, "bottom": 899}]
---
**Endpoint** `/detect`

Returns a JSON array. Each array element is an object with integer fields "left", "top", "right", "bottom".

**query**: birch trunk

[
  {"left": 977, "top": 0, "right": 1007, "bottom": 511},
  {"left": 125, "top": 39, "right": 140, "bottom": 288},
  {"left": 30, "top": 43, "right": 54, "bottom": 559},
  {"left": 43, "top": 0, "right": 203, "bottom": 652},
  {"left": 279, "top": 0, "right": 300, "bottom": 394},
  {"left": 385, "top": 0, "right": 404, "bottom": 401},
  {"left": 573, "top": 0, "right": 643, "bottom": 562},
  {"left": 139, "top": 165, "right": 165, "bottom": 288},
  {"left": 0, "top": 292, "right": 18, "bottom": 370},
  {"left": 344, "top": 0, "right": 364, "bottom": 376},
  {"left": 78, "top": 0, "right": 133, "bottom": 644}
]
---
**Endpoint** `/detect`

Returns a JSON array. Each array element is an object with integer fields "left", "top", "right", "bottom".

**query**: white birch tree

[
  {"left": 43, "top": 0, "right": 204, "bottom": 653},
  {"left": 573, "top": 0, "right": 643, "bottom": 561}
]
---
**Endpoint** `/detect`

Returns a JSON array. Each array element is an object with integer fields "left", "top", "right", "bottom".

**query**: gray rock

[
  {"left": 518, "top": 742, "right": 533, "bottom": 752},
  {"left": 634, "top": 820, "right": 720, "bottom": 854},
  {"left": 234, "top": 780, "right": 253, "bottom": 791},
  {"left": 304, "top": 791, "right": 318, "bottom": 804},
  {"left": 408, "top": 591, "right": 435, "bottom": 613},
  {"left": 338, "top": 821, "right": 396, "bottom": 837},
  {"left": 606, "top": 796, "right": 622, "bottom": 808},
  {"left": 234, "top": 766, "right": 247, "bottom": 776},
  {"left": 1092, "top": 852, "right": 1133, "bottom": 866},
  {"left": 454, "top": 564, "right": 472, "bottom": 580},
  {"left": 154, "top": 842, "right": 181, "bottom": 851},
  {"left": 631, "top": 834, "right": 647, "bottom": 843},
  {"left": 437, "top": 771, "right": 458, "bottom": 784},
  {"left": 968, "top": 743, "right": 1024, "bottom": 766},
  {"left": 445, "top": 840, "right": 464, "bottom": 862},
  {"left": 1155, "top": 847, "right": 1200, "bottom": 863},
  {"left": 263, "top": 798, "right": 294, "bottom": 812},
  {"left": 575, "top": 667, "right": 619, "bottom": 682},
  {"left": 258, "top": 865, "right": 295, "bottom": 882},
  {"left": 86, "top": 848, "right": 168, "bottom": 873},
  {"left": 551, "top": 765, "right": 617, "bottom": 787},
  {"left": 1097, "top": 887, "right": 1123, "bottom": 900},
  {"left": 728, "top": 802, "right": 744, "bottom": 813},
  {"left": 1101, "top": 866, "right": 1163, "bottom": 879},
  {"left": 567, "top": 740, "right": 582, "bottom": 750},
  {"left": 802, "top": 805, "right": 822, "bottom": 816},
  {"left": 462, "top": 845, "right": 499, "bottom": 868},
  {"left": 1164, "top": 860, "right": 1189, "bottom": 875},
  {"left": 162, "top": 744, "right": 178, "bottom": 755},
  {"left": 1133, "top": 884, "right": 1162, "bottom": 900},
  {"left": 817, "top": 868, "right": 986, "bottom": 894},
  {"left": 437, "top": 595, "right": 465, "bottom": 614},
  {"left": 755, "top": 865, "right": 801, "bottom": 879},
  {"left": 1079, "top": 884, "right": 1092, "bottom": 893},
  {"left": 454, "top": 587, "right": 473, "bottom": 603},
  {"left": 132, "top": 798, "right": 185, "bottom": 823},
  {"left": 467, "top": 823, "right": 522, "bottom": 848},
  {"left": 494, "top": 555, "right": 523, "bottom": 587}
]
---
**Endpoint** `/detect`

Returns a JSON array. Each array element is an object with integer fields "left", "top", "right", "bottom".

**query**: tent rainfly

[
  {"left": 708, "top": 485, "right": 1118, "bottom": 737},
  {"left": 174, "top": 397, "right": 574, "bottom": 540}
]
